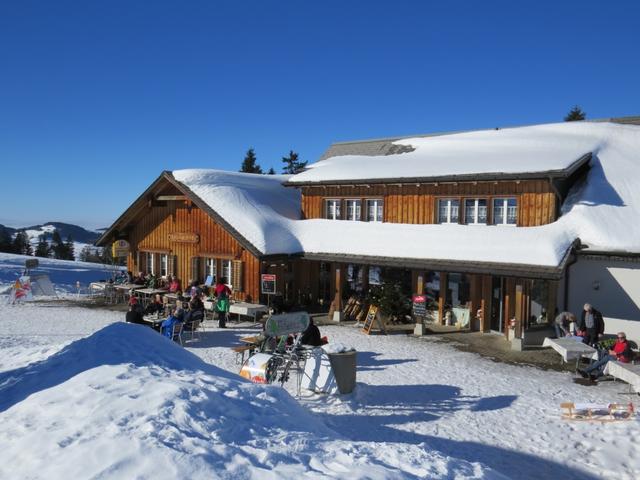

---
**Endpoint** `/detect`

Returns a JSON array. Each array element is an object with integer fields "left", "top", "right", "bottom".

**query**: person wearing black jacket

[
  {"left": 300, "top": 318, "right": 322, "bottom": 347},
  {"left": 125, "top": 305, "right": 147, "bottom": 326},
  {"left": 577, "top": 303, "right": 605, "bottom": 346}
]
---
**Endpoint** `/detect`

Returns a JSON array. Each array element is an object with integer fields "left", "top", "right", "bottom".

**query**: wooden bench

[{"left": 231, "top": 345, "right": 256, "bottom": 364}]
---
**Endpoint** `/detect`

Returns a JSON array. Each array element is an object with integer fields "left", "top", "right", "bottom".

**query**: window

[
  {"left": 159, "top": 254, "right": 168, "bottom": 277},
  {"left": 345, "top": 199, "right": 361, "bottom": 221},
  {"left": 145, "top": 252, "right": 154, "bottom": 275},
  {"left": 464, "top": 199, "right": 487, "bottom": 225},
  {"left": 493, "top": 198, "right": 517, "bottom": 225},
  {"left": 366, "top": 199, "right": 384, "bottom": 222},
  {"left": 437, "top": 199, "right": 460, "bottom": 224},
  {"left": 222, "top": 259, "right": 232, "bottom": 286},
  {"left": 325, "top": 199, "right": 341, "bottom": 220},
  {"left": 205, "top": 258, "right": 217, "bottom": 283}
]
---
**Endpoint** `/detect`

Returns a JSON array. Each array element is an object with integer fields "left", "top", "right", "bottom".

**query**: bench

[{"left": 231, "top": 345, "right": 257, "bottom": 364}]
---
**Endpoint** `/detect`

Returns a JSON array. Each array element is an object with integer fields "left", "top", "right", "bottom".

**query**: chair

[
  {"left": 171, "top": 322, "right": 184, "bottom": 346},
  {"left": 184, "top": 310, "right": 205, "bottom": 342}
]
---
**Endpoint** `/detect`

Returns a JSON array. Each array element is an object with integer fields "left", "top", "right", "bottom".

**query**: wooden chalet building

[{"left": 97, "top": 118, "right": 640, "bottom": 346}]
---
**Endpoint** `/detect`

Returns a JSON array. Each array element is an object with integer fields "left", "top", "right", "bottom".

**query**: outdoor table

[
  {"left": 134, "top": 288, "right": 168, "bottom": 306},
  {"left": 603, "top": 361, "right": 640, "bottom": 393},
  {"left": 229, "top": 302, "right": 269, "bottom": 324},
  {"left": 113, "top": 283, "right": 138, "bottom": 303},
  {"left": 542, "top": 337, "right": 598, "bottom": 370}
]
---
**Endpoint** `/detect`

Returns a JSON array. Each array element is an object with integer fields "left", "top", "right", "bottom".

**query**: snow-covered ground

[
  {"left": 0, "top": 300, "right": 637, "bottom": 479},
  {"left": 0, "top": 252, "right": 122, "bottom": 294}
]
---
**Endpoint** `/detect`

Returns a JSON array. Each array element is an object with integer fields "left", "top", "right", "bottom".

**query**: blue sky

[{"left": 1, "top": 1, "right": 638, "bottom": 230}]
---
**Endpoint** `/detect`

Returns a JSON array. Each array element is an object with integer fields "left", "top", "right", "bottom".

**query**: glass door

[{"left": 490, "top": 277, "right": 504, "bottom": 332}]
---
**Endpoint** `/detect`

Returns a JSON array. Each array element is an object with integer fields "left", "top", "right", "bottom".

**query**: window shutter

[
  {"left": 191, "top": 257, "right": 200, "bottom": 283},
  {"left": 232, "top": 260, "right": 243, "bottom": 292}
]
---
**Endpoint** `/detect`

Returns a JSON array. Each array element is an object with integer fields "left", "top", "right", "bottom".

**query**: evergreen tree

[
  {"left": 0, "top": 227, "right": 13, "bottom": 253},
  {"left": 79, "top": 245, "right": 92, "bottom": 262},
  {"left": 12, "top": 231, "right": 31, "bottom": 255},
  {"left": 51, "top": 229, "right": 65, "bottom": 259},
  {"left": 239, "top": 148, "right": 263, "bottom": 174},
  {"left": 64, "top": 235, "right": 75, "bottom": 260},
  {"left": 35, "top": 235, "right": 50, "bottom": 258},
  {"left": 281, "top": 150, "right": 307, "bottom": 174},
  {"left": 267, "top": 167, "right": 276, "bottom": 175},
  {"left": 100, "top": 245, "right": 114, "bottom": 265},
  {"left": 564, "top": 106, "right": 586, "bottom": 122}
]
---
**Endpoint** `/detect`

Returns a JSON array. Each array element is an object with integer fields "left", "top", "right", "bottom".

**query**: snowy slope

[
  {"left": 175, "top": 122, "right": 640, "bottom": 267},
  {"left": 0, "top": 252, "right": 122, "bottom": 294},
  {"left": 0, "top": 304, "right": 504, "bottom": 480}
]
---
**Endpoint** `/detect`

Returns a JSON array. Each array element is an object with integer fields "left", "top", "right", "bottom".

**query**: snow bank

[{"left": 0, "top": 318, "right": 502, "bottom": 479}]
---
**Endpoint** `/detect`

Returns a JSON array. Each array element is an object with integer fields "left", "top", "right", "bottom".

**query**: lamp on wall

[{"left": 592, "top": 280, "right": 600, "bottom": 291}]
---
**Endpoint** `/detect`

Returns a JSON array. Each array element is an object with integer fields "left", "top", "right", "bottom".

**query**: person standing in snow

[
  {"left": 554, "top": 311, "right": 575, "bottom": 338},
  {"left": 214, "top": 277, "right": 232, "bottom": 328},
  {"left": 577, "top": 303, "right": 604, "bottom": 346}
]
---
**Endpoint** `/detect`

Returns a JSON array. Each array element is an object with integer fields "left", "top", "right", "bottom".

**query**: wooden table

[
  {"left": 542, "top": 337, "right": 598, "bottom": 370},
  {"left": 229, "top": 302, "right": 269, "bottom": 323}
]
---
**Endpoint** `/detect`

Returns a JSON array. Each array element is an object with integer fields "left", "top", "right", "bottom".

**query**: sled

[{"left": 560, "top": 402, "right": 635, "bottom": 422}]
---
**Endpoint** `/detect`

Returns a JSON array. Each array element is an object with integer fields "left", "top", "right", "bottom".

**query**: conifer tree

[
  {"left": 0, "top": 228, "right": 13, "bottom": 253},
  {"left": 564, "top": 106, "right": 586, "bottom": 122},
  {"left": 281, "top": 150, "right": 307, "bottom": 174},
  {"left": 64, "top": 235, "right": 75, "bottom": 260},
  {"left": 35, "top": 235, "right": 50, "bottom": 257},
  {"left": 51, "top": 229, "right": 65, "bottom": 259},
  {"left": 240, "top": 148, "right": 263, "bottom": 174},
  {"left": 267, "top": 167, "right": 276, "bottom": 175},
  {"left": 12, "top": 231, "right": 31, "bottom": 255}
]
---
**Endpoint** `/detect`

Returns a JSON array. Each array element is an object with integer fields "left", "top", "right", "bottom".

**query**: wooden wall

[
  {"left": 125, "top": 196, "right": 260, "bottom": 302},
  {"left": 300, "top": 180, "right": 556, "bottom": 226}
]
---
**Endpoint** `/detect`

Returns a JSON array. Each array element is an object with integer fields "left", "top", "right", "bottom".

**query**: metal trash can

[{"left": 327, "top": 351, "right": 357, "bottom": 394}]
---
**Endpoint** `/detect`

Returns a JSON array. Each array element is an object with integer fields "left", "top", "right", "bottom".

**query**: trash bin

[{"left": 327, "top": 351, "right": 357, "bottom": 394}]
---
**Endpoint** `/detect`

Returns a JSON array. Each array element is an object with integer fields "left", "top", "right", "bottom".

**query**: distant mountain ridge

[{"left": 0, "top": 222, "right": 100, "bottom": 244}]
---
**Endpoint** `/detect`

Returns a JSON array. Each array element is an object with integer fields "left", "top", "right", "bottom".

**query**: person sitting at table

[
  {"left": 125, "top": 304, "right": 148, "bottom": 326},
  {"left": 161, "top": 307, "right": 184, "bottom": 339},
  {"left": 300, "top": 318, "right": 323, "bottom": 347},
  {"left": 129, "top": 295, "right": 144, "bottom": 315},
  {"left": 144, "top": 294, "right": 164, "bottom": 316},
  {"left": 214, "top": 277, "right": 231, "bottom": 328},
  {"left": 146, "top": 273, "right": 157, "bottom": 289},
  {"left": 133, "top": 271, "right": 146, "bottom": 285},
  {"left": 168, "top": 276, "right": 181, "bottom": 293},
  {"left": 578, "top": 332, "right": 633, "bottom": 380}
]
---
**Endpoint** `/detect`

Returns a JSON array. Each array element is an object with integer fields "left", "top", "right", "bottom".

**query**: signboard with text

[
  {"left": 261, "top": 273, "right": 277, "bottom": 295},
  {"left": 111, "top": 239, "right": 130, "bottom": 258},
  {"left": 412, "top": 294, "right": 427, "bottom": 317}
]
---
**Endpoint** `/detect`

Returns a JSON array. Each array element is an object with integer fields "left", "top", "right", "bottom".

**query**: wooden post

[
  {"left": 438, "top": 272, "right": 447, "bottom": 325},
  {"left": 331, "top": 263, "right": 343, "bottom": 321}
]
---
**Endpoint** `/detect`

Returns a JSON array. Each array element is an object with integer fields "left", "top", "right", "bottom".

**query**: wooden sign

[
  {"left": 111, "top": 239, "right": 130, "bottom": 258},
  {"left": 362, "top": 305, "right": 386, "bottom": 335},
  {"left": 261, "top": 273, "right": 277, "bottom": 295},
  {"left": 412, "top": 294, "right": 427, "bottom": 317},
  {"left": 168, "top": 232, "right": 199, "bottom": 244}
]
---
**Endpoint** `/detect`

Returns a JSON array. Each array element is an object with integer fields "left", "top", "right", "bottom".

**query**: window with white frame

[
  {"left": 205, "top": 258, "right": 217, "bottom": 282},
  {"left": 159, "top": 254, "right": 168, "bottom": 277},
  {"left": 222, "top": 259, "right": 232, "bottom": 286},
  {"left": 145, "top": 252, "right": 154, "bottom": 275},
  {"left": 325, "top": 199, "right": 341, "bottom": 220},
  {"left": 492, "top": 198, "right": 518, "bottom": 225},
  {"left": 345, "top": 199, "right": 361, "bottom": 221},
  {"left": 366, "top": 199, "right": 383, "bottom": 222},
  {"left": 437, "top": 198, "right": 460, "bottom": 224},
  {"left": 464, "top": 198, "right": 488, "bottom": 225}
]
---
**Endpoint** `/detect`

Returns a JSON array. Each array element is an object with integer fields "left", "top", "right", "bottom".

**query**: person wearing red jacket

[{"left": 578, "top": 332, "right": 634, "bottom": 380}]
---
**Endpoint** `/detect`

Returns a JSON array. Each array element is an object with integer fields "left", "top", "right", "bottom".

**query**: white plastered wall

[{"left": 564, "top": 256, "right": 640, "bottom": 341}]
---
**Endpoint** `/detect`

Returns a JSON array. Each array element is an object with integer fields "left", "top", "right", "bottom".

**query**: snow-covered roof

[
  {"left": 288, "top": 122, "right": 601, "bottom": 184},
  {"left": 172, "top": 121, "right": 640, "bottom": 272}
]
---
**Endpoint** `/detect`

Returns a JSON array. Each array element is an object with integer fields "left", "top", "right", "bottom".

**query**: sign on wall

[
  {"left": 111, "top": 239, "right": 130, "bottom": 258},
  {"left": 168, "top": 232, "right": 200, "bottom": 244},
  {"left": 261, "top": 273, "right": 277, "bottom": 295}
]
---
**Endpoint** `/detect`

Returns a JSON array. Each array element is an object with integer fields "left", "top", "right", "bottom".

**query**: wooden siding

[
  {"left": 125, "top": 198, "right": 260, "bottom": 302},
  {"left": 300, "top": 180, "right": 557, "bottom": 226}
]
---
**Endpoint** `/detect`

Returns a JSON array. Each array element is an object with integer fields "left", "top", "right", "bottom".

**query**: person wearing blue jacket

[{"left": 161, "top": 307, "right": 184, "bottom": 339}]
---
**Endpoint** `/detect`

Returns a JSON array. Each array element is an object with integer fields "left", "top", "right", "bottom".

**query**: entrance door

[{"left": 490, "top": 277, "right": 504, "bottom": 332}]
